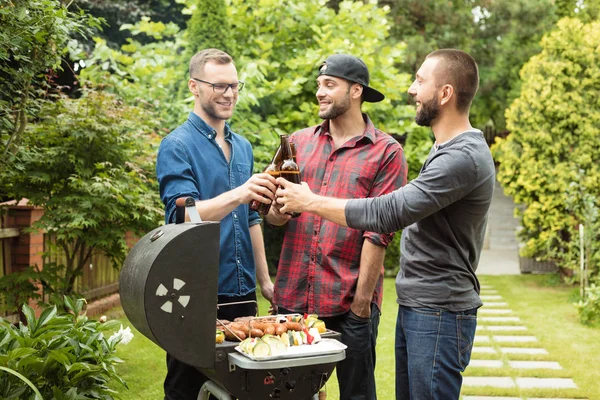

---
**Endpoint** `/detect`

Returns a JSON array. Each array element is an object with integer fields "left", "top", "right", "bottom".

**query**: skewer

[{"left": 216, "top": 318, "right": 243, "bottom": 342}]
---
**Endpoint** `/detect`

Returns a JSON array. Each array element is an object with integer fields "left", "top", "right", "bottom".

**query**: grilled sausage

[
  {"left": 224, "top": 328, "right": 246, "bottom": 341},
  {"left": 249, "top": 328, "right": 264, "bottom": 338},
  {"left": 286, "top": 322, "right": 302, "bottom": 331}
]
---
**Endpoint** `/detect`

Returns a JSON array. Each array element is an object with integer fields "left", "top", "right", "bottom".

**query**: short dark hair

[
  {"left": 426, "top": 49, "right": 479, "bottom": 113},
  {"left": 189, "top": 48, "right": 233, "bottom": 78}
]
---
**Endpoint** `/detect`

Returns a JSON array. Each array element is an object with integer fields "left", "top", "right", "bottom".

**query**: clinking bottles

[
  {"left": 279, "top": 135, "right": 302, "bottom": 218},
  {"left": 250, "top": 145, "right": 282, "bottom": 216}
]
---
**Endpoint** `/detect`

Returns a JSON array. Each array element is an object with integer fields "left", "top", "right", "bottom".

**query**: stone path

[
  {"left": 477, "top": 181, "right": 521, "bottom": 275},
  {"left": 460, "top": 283, "right": 585, "bottom": 400}
]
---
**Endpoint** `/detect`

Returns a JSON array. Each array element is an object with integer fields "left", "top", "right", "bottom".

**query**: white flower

[{"left": 109, "top": 324, "right": 134, "bottom": 345}]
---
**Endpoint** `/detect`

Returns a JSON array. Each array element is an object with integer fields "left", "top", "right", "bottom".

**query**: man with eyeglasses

[
  {"left": 265, "top": 54, "right": 408, "bottom": 400},
  {"left": 156, "top": 48, "right": 277, "bottom": 400}
]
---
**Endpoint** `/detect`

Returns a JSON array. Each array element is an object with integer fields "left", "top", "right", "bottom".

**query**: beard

[
  {"left": 319, "top": 89, "right": 351, "bottom": 120},
  {"left": 198, "top": 89, "right": 236, "bottom": 121},
  {"left": 200, "top": 101, "right": 234, "bottom": 121},
  {"left": 415, "top": 94, "right": 440, "bottom": 127}
]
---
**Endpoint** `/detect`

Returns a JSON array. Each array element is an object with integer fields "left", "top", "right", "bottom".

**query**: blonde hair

[{"left": 189, "top": 48, "right": 234, "bottom": 78}]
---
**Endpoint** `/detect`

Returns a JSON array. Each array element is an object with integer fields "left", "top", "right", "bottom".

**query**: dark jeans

[
  {"left": 164, "top": 292, "right": 257, "bottom": 400},
  {"left": 279, "top": 305, "right": 380, "bottom": 400},
  {"left": 395, "top": 305, "right": 478, "bottom": 400}
]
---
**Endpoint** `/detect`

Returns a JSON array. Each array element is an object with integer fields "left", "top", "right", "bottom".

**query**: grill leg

[{"left": 197, "top": 380, "right": 233, "bottom": 400}]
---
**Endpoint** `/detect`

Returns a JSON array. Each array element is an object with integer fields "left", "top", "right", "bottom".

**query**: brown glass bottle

[
  {"left": 250, "top": 145, "right": 282, "bottom": 216},
  {"left": 279, "top": 135, "right": 302, "bottom": 218}
]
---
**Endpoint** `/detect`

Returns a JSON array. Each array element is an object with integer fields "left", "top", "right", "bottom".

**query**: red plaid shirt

[{"left": 274, "top": 115, "right": 408, "bottom": 317}]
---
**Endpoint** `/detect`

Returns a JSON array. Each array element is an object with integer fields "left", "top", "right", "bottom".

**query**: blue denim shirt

[{"left": 156, "top": 112, "right": 261, "bottom": 296}]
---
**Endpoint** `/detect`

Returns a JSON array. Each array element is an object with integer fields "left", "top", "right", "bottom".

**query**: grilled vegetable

[{"left": 216, "top": 329, "right": 225, "bottom": 344}]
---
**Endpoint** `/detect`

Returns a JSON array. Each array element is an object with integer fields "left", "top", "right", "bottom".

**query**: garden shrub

[
  {"left": 0, "top": 297, "right": 132, "bottom": 399},
  {"left": 492, "top": 18, "right": 600, "bottom": 277}
]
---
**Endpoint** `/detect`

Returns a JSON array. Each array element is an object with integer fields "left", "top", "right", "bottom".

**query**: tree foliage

[
  {"left": 73, "top": 0, "right": 186, "bottom": 49},
  {"left": 228, "top": 0, "right": 417, "bottom": 166},
  {"left": 184, "top": 0, "right": 234, "bottom": 58},
  {"left": 471, "top": 0, "right": 557, "bottom": 131},
  {"left": 0, "top": 0, "right": 100, "bottom": 169},
  {"left": 382, "top": 0, "right": 559, "bottom": 132},
  {"left": 492, "top": 18, "right": 600, "bottom": 278},
  {"left": 1, "top": 91, "right": 163, "bottom": 295}
]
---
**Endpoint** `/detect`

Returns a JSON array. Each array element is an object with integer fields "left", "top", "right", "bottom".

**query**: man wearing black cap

[{"left": 266, "top": 54, "right": 407, "bottom": 399}]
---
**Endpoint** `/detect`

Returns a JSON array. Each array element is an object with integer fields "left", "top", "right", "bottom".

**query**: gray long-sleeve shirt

[{"left": 345, "top": 130, "right": 495, "bottom": 311}]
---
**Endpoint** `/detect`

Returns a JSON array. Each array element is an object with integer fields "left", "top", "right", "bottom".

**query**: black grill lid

[{"left": 119, "top": 222, "right": 220, "bottom": 368}]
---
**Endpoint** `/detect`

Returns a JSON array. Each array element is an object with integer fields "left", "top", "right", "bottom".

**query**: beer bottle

[
  {"left": 279, "top": 135, "right": 302, "bottom": 218},
  {"left": 250, "top": 145, "right": 282, "bottom": 216}
]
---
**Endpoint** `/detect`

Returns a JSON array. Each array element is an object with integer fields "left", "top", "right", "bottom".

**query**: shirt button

[
  {"left": 314, "top": 229, "right": 318, "bottom": 235},
  {"left": 323, "top": 182, "right": 327, "bottom": 186},
  {"left": 233, "top": 213, "right": 237, "bottom": 219}
]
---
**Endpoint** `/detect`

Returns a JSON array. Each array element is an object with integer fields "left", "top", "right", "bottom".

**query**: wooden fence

[{"left": 43, "top": 234, "right": 120, "bottom": 301}]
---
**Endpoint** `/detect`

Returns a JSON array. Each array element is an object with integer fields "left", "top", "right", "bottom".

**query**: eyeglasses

[{"left": 191, "top": 78, "right": 244, "bottom": 94}]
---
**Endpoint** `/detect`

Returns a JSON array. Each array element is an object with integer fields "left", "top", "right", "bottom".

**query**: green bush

[
  {"left": 578, "top": 283, "right": 600, "bottom": 326},
  {"left": 0, "top": 297, "right": 131, "bottom": 399},
  {"left": 492, "top": 18, "right": 600, "bottom": 275}
]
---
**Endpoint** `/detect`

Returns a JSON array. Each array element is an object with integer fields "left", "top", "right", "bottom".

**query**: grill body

[{"left": 120, "top": 222, "right": 343, "bottom": 399}]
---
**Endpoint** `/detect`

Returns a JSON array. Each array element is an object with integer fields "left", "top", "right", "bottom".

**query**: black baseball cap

[{"left": 317, "top": 54, "right": 385, "bottom": 103}]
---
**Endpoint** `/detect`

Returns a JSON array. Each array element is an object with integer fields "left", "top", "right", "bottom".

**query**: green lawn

[{"left": 112, "top": 275, "right": 600, "bottom": 399}]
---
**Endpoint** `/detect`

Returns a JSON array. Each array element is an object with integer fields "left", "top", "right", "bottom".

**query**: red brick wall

[{"left": 3, "top": 204, "right": 44, "bottom": 273}]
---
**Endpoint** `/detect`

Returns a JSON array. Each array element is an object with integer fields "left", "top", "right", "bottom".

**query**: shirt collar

[
  {"left": 188, "top": 112, "right": 233, "bottom": 141},
  {"left": 313, "top": 113, "right": 376, "bottom": 144}
]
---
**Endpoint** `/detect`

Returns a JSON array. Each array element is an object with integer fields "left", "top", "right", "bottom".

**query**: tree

[
  {"left": 1, "top": 91, "right": 163, "bottom": 296},
  {"left": 470, "top": 0, "right": 557, "bottom": 131},
  {"left": 492, "top": 18, "right": 600, "bottom": 277},
  {"left": 0, "top": 0, "right": 100, "bottom": 171},
  {"left": 381, "top": 0, "right": 476, "bottom": 75},
  {"left": 184, "top": 0, "right": 234, "bottom": 57}
]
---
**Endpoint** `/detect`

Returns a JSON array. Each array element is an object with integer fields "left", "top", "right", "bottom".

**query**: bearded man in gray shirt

[{"left": 276, "top": 49, "right": 495, "bottom": 400}]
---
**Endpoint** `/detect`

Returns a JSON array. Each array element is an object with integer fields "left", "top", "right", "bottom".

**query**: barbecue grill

[{"left": 120, "top": 221, "right": 345, "bottom": 399}]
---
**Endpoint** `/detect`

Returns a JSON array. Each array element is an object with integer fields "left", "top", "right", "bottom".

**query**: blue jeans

[{"left": 395, "top": 305, "right": 478, "bottom": 400}]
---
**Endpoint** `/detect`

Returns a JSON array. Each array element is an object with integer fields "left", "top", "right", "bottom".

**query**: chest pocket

[
  {"left": 347, "top": 163, "right": 377, "bottom": 198},
  {"left": 235, "top": 163, "right": 252, "bottom": 186}
]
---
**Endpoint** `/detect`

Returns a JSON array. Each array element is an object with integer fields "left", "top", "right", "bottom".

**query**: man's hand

[
  {"left": 275, "top": 178, "right": 315, "bottom": 213},
  {"left": 260, "top": 280, "right": 275, "bottom": 311},
  {"left": 350, "top": 298, "right": 372, "bottom": 319},
  {"left": 265, "top": 196, "right": 292, "bottom": 226},
  {"left": 236, "top": 173, "right": 277, "bottom": 205}
]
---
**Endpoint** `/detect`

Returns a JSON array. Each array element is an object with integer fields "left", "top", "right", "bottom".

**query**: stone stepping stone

[
  {"left": 508, "top": 360, "right": 562, "bottom": 370},
  {"left": 481, "top": 289, "right": 499, "bottom": 294},
  {"left": 528, "top": 398, "right": 585, "bottom": 400},
  {"left": 516, "top": 377, "right": 577, "bottom": 389},
  {"left": 483, "top": 301, "right": 509, "bottom": 307},
  {"left": 481, "top": 295, "right": 503, "bottom": 300},
  {"left": 463, "top": 397, "right": 520, "bottom": 400},
  {"left": 463, "top": 376, "right": 515, "bottom": 388},
  {"left": 469, "top": 359, "right": 503, "bottom": 368},
  {"left": 501, "top": 347, "right": 548, "bottom": 355},
  {"left": 493, "top": 335, "right": 537, "bottom": 343},
  {"left": 486, "top": 325, "right": 527, "bottom": 331},
  {"left": 480, "top": 285, "right": 493, "bottom": 289},
  {"left": 480, "top": 316, "right": 520, "bottom": 322},
  {"left": 480, "top": 309, "right": 513, "bottom": 314},
  {"left": 473, "top": 346, "right": 497, "bottom": 354},
  {"left": 475, "top": 336, "right": 491, "bottom": 343}
]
